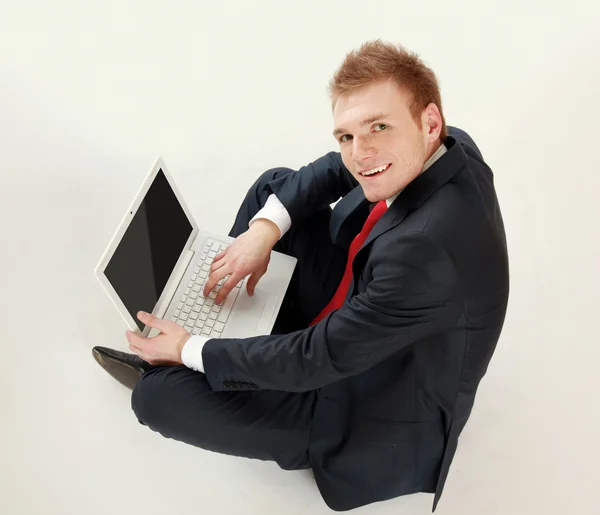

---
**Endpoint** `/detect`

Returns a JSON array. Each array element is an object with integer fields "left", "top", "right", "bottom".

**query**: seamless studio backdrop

[{"left": 1, "top": 1, "right": 599, "bottom": 514}]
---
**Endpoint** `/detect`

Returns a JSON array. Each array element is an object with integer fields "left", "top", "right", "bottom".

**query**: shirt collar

[{"left": 386, "top": 142, "right": 448, "bottom": 208}]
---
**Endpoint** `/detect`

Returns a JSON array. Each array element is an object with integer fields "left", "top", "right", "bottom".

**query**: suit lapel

[{"left": 329, "top": 185, "right": 371, "bottom": 249}]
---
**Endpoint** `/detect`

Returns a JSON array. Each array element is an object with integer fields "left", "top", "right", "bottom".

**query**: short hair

[{"left": 329, "top": 40, "right": 447, "bottom": 141}]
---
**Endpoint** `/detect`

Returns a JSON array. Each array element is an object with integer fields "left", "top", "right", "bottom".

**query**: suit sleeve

[
  {"left": 261, "top": 151, "right": 358, "bottom": 224},
  {"left": 201, "top": 232, "right": 463, "bottom": 392}
]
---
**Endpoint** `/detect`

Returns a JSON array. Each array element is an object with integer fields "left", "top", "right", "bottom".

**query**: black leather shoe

[{"left": 92, "top": 346, "right": 153, "bottom": 390}]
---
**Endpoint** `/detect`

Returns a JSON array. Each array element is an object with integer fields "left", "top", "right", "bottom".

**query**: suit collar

[{"left": 385, "top": 139, "right": 450, "bottom": 208}]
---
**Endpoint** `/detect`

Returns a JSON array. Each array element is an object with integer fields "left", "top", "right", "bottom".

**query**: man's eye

[
  {"left": 374, "top": 123, "right": 388, "bottom": 132},
  {"left": 340, "top": 134, "right": 352, "bottom": 143}
]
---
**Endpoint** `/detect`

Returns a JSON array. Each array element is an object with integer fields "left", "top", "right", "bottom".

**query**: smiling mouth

[{"left": 359, "top": 163, "right": 391, "bottom": 177}]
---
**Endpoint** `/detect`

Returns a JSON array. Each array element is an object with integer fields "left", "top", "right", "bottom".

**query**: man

[{"left": 93, "top": 40, "right": 509, "bottom": 512}]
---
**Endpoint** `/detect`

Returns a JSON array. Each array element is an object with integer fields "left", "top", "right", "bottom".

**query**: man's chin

[{"left": 362, "top": 188, "right": 388, "bottom": 203}]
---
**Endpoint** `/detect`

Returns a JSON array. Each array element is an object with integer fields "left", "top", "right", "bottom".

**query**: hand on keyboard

[{"left": 203, "top": 220, "right": 280, "bottom": 305}]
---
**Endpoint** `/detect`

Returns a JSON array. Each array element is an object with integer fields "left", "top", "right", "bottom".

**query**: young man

[{"left": 93, "top": 40, "right": 509, "bottom": 512}]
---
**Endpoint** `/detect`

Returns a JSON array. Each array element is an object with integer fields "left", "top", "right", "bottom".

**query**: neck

[{"left": 424, "top": 138, "right": 442, "bottom": 163}]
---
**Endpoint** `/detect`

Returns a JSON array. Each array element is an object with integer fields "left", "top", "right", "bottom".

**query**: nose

[{"left": 352, "top": 136, "right": 376, "bottom": 164}]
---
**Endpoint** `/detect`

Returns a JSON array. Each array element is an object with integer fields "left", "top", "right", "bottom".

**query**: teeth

[{"left": 362, "top": 164, "right": 389, "bottom": 176}]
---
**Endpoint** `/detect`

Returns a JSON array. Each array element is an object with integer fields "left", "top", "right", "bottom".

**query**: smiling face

[{"left": 332, "top": 78, "right": 443, "bottom": 202}]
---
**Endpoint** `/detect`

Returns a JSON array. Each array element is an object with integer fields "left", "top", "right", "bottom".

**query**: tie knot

[
  {"left": 369, "top": 200, "right": 388, "bottom": 221},
  {"left": 359, "top": 199, "right": 387, "bottom": 235}
]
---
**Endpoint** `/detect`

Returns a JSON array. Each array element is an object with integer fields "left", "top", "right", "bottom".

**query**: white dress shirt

[{"left": 181, "top": 143, "right": 448, "bottom": 373}]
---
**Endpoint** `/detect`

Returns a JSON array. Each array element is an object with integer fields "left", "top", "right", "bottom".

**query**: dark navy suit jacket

[{"left": 202, "top": 127, "right": 510, "bottom": 511}]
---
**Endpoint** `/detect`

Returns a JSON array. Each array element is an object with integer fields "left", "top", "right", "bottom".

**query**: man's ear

[{"left": 423, "top": 103, "right": 442, "bottom": 142}]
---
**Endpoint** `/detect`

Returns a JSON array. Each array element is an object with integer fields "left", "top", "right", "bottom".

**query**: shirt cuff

[
  {"left": 181, "top": 335, "right": 209, "bottom": 373},
  {"left": 249, "top": 194, "right": 291, "bottom": 240}
]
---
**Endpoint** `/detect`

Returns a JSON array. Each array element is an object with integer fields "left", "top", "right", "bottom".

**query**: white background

[{"left": 1, "top": 1, "right": 599, "bottom": 514}]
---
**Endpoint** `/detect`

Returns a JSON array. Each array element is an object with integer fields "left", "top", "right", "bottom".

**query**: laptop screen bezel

[{"left": 94, "top": 156, "right": 199, "bottom": 336}]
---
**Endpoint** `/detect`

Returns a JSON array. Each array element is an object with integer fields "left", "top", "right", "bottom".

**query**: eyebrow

[{"left": 332, "top": 112, "right": 392, "bottom": 138}]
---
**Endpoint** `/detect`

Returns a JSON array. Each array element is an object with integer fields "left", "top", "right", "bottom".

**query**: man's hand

[
  {"left": 126, "top": 311, "right": 191, "bottom": 365},
  {"left": 203, "top": 219, "right": 280, "bottom": 305}
]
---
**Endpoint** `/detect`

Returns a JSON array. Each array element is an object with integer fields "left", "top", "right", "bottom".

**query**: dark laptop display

[{"left": 104, "top": 170, "right": 193, "bottom": 330}]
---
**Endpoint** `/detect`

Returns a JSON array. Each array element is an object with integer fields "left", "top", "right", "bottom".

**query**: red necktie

[{"left": 310, "top": 200, "right": 388, "bottom": 326}]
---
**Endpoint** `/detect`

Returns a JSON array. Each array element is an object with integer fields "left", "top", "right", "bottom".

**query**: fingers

[
  {"left": 210, "top": 252, "right": 227, "bottom": 274},
  {"left": 128, "top": 342, "right": 146, "bottom": 360},
  {"left": 205, "top": 254, "right": 227, "bottom": 296},
  {"left": 126, "top": 329, "right": 145, "bottom": 347},
  {"left": 126, "top": 325, "right": 189, "bottom": 365},
  {"left": 136, "top": 311, "right": 169, "bottom": 333},
  {"left": 214, "top": 272, "right": 245, "bottom": 305},
  {"left": 126, "top": 330, "right": 148, "bottom": 359},
  {"left": 203, "top": 265, "right": 230, "bottom": 297},
  {"left": 126, "top": 312, "right": 175, "bottom": 361},
  {"left": 210, "top": 259, "right": 227, "bottom": 274},
  {"left": 246, "top": 267, "right": 266, "bottom": 296},
  {"left": 210, "top": 251, "right": 227, "bottom": 272}
]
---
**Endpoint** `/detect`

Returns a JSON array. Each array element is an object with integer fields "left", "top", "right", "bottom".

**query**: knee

[
  {"left": 130, "top": 367, "right": 171, "bottom": 427},
  {"left": 131, "top": 365, "right": 208, "bottom": 432}
]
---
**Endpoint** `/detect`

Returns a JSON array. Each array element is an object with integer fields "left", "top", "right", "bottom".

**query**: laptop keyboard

[{"left": 170, "top": 238, "right": 241, "bottom": 338}]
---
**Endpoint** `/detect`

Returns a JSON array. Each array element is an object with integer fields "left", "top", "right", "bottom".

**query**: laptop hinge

[{"left": 154, "top": 249, "right": 195, "bottom": 321}]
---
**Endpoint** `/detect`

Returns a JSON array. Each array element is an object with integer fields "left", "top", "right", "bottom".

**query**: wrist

[
  {"left": 250, "top": 218, "right": 281, "bottom": 244},
  {"left": 177, "top": 334, "right": 191, "bottom": 364}
]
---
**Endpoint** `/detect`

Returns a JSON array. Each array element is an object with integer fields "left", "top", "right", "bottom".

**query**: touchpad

[
  {"left": 230, "top": 288, "right": 280, "bottom": 334},
  {"left": 256, "top": 292, "right": 280, "bottom": 333}
]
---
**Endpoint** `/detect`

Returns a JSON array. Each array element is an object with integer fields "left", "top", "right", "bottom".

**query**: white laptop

[{"left": 95, "top": 157, "right": 297, "bottom": 340}]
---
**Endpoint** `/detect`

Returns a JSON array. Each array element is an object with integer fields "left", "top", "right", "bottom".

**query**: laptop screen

[{"left": 104, "top": 169, "right": 193, "bottom": 331}]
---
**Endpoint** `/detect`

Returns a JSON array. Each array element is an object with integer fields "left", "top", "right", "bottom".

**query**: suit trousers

[{"left": 131, "top": 168, "right": 347, "bottom": 470}]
